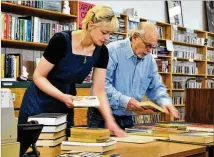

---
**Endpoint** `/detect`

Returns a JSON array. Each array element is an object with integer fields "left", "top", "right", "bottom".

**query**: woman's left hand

[{"left": 105, "top": 119, "right": 127, "bottom": 137}]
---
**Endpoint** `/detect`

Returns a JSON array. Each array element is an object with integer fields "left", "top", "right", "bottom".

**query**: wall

[{"left": 83, "top": 1, "right": 206, "bottom": 31}]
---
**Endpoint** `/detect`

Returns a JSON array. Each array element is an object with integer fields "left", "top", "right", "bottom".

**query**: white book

[
  {"left": 112, "top": 135, "right": 156, "bottom": 144},
  {"left": 28, "top": 113, "right": 67, "bottom": 126},
  {"left": 42, "top": 123, "right": 67, "bottom": 133},
  {"left": 73, "top": 96, "right": 100, "bottom": 108},
  {"left": 36, "top": 136, "right": 66, "bottom": 147},
  {"left": 62, "top": 139, "right": 116, "bottom": 147}
]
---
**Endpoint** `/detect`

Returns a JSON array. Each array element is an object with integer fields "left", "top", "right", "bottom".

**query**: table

[{"left": 38, "top": 141, "right": 208, "bottom": 157}]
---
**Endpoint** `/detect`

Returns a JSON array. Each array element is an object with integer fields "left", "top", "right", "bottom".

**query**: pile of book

[
  {"left": 61, "top": 127, "right": 117, "bottom": 153},
  {"left": 127, "top": 123, "right": 214, "bottom": 144},
  {"left": 28, "top": 113, "right": 67, "bottom": 147}
]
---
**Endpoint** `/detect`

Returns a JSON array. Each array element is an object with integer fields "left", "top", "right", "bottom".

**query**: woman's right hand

[{"left": 61, "top": 94, "right": 76, "bottom": 108}]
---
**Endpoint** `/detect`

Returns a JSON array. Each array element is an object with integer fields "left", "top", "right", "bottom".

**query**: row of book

[
  {"left": 174, "top": 107, "right": 185, "bottom": 121},
  {"left": 173, "top": 30, "right": 205, "bottom": 45},
  {"left": 207, "top": 50, "right": 214, "bottom": 61},
  {"left": 155, "top": 59, "right": 168, "bottom": 72},
  {"left": 132, "top": 113, "right": 161, "bottom": 125},
  {"left": 173, "top": 45, "right": 204, "bottom": 60},
  {"left": 105, "top": 34, "right": 125, "bottom": 45},
  {"left": 207, "top": 36, "right": 214, "bottom": 47},
  {"left": 1, "top": 13, "right": 76, "bottom": 43},
  {"left": 172, "top": 61, "right": 198, "bottom": 75},
  {"left": 207, "top": 64, "right": 214, "bottom": 75},
  {"left": 4, "top": 0, "right": 62, "bottom": 12},
  {"left": 172, "top": 76, "right": 202, "bottom": 89},
  {"left": 207, "top": 80, "right": 214, "bottom": 89},
  {"left": 152, "top": 45, "right": 169, "bottom": 57},
  {"left": 117, "top": 17, "right": 125, "bottom": 33},
  {"left": 1, "top": 53, "right": 22, "bottom": 79},
  {"left": 172, "top": 92, "right": 184, "bottom": 105},
  {"left": 132, "top": 123, "right": 214, "bottom": 144}
]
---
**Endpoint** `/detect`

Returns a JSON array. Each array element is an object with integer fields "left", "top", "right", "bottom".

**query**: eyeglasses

[{"left": 137, "top": 34, "right": 157, "bottom": 49}]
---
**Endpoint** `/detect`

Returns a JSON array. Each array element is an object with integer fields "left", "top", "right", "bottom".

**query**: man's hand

[
  {"left": 162, "top": 104, "right": 180, "bottom": 118},
  {"left": 127, "top": 98, "right": 144, "bottom": 111},
  {"left": 105, "top": 119, "right": 127, "bottom": 137},
  {"left": 127, "top": 98, "right": 155, "bottom": 114}
]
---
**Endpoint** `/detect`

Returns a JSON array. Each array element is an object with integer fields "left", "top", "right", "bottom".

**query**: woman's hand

[
  {"left": 105, "top": 119, "right": 127, "bottom": 137},
  {"left": 61, "top": 94, "right": 76, "bottom": 108}
]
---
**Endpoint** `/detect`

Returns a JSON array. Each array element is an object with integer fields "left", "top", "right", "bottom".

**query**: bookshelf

[{"left": 1, "top": 1, "right": 214, "bottom": 124}]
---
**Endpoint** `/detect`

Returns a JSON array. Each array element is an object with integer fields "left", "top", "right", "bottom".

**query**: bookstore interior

[{"left": 1, "top": 1, "right": 214, "bottom": 157}]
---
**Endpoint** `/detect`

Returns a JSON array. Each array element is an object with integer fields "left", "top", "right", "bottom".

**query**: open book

[
  {"left": 139, "top": 101, "right": 165, "bottom": 113},
  {"left": 73, "top": 96, "right": 100, "bottom": 107}
]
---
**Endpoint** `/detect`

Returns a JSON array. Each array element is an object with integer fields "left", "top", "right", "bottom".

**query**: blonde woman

[{"left": 18, "top": 5, "right": 126, "bottom": 137}]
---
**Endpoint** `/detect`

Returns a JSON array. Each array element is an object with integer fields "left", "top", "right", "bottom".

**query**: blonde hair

[
  {"left": 82, "top": 5, "right": 119, "bottom": 32},
  {"left": 129, "top": 22, "right": 158, "bottom": 37}
]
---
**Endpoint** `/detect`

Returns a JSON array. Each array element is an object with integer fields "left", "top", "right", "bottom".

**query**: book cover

[
  {"left": 36, "top": 136, "right": 66, "bottom": 147},
  {"left": 38, "top": 129, "right": 66, "bottom": 140},
  {"left": 61, "top": 139, "right": 116, "bottom": 147},
  {"left": 28, "top": 113, "right": 67, "bottom": 126},
  {"left": 139, "top": 101, "right": 165, "bottom": 113},
  {"left": 41, "top": 123, "right": 67, "bottom": 133},
  {"left": 61, "top": 144, "right": 116, "bottom": 153},
  {"left": 73, "top": 96, "right": 100, "bottom": 107}
]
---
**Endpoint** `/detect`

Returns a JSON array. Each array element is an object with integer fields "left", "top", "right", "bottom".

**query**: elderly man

[{"left": 88, "top": 22, "right": 179, "bottom": 129}]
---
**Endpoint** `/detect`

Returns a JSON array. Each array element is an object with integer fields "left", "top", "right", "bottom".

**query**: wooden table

[{"left": 38, "top": 141, "right": 208, "bottom": 157}]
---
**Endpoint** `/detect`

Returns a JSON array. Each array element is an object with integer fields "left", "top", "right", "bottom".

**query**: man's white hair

[{"left": 129, "top": 22, "right": 158, "bottom": 37}]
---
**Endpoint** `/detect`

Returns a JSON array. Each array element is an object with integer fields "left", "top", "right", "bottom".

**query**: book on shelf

[
  {"left": 36, "top": 135, "right": 66, "bottom": 147},
  {"left": 139, "top": 101, "right": 165, "bottom": 113},
  {"left": 38, "top": 129, "right": 66, "bottom": 140},
  {"left": 73, "top": 96, "right": 100, "bottom": 108},
  {"left": 27, "top": 113, "right": 67, "bottom": 126},
  {"left": 169, "top": 132, "right": 214, "bottom": 144}
]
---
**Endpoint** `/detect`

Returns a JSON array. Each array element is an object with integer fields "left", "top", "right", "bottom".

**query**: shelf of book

[
  {"left": 174, "top": 104, "right": 185, "bottom": 107},
  {"left": 172, "top": 89, "right": 185, "bottom": 91},
  {"left": 174, "top": 58, "right": 206, "bottom": 62},
  {"left": 207, "top": 61, "right": 214, "bottom": 64},
  {"left": 114, "top": 32, "right": 127, "bottom": 35},
  {"left": 158, "top": 72, "right": 170, "bottom": 75},
  {"left": 173, "top": 41, "right": 205, "bottom": 48},
  {"left": 1, "top": 2, "right": 213, "bottom": 123},
  {"left": 1, "top": 39, "right": 48, "bottom": 50},
  {"left": 207, "top": 75, "right": 214, "bottom": 77},
  {"left": 172, "top": 73, "right": 206, "bottom": 77},
  {"left": 1, "top": 2, "right": 77, "bottom": 21},
  {"left": 207, "top": 46, "right": 214, "bottom": 50}
]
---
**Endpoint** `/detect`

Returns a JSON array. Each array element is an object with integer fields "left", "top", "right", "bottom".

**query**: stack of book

[
  {"left": 168, "top": 124, "right": 214, "bottom": 144},
  {"left": 27, "top": 113, "right": 67, "bottom": 147},
  {"left": 61, "top": 127, "right": 116, "bottom": 153}
]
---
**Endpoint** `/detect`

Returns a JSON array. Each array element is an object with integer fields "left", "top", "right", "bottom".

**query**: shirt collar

[{"left": 124, "top": 38, "right": 135, "bottom": 59}]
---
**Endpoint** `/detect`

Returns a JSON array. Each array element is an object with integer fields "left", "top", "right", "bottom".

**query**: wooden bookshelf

[
  {"left": 174, "top": 104, "right": 185, "bottom": 107},
  {"left": 1, "top": 39, "right": 47, "bottom": 50},
  {"left": 207, "top": 46, "right": 214, "bottom": 50},
  {"left": 1, "top": 2, "right": 77, "bottom": 21},
  {"left": 207, "top": 61, "right": 214, "bottom": 64},
  {"left": 173, "top": 41, "right": 204, "bottom": 48},
  {"left": 1, "top": 1, "right": 214, "bottom": 123}
]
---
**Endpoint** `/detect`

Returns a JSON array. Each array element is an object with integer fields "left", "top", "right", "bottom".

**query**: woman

[{"left": 18, "top": 5, "right": 126, "bottom": 137}]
